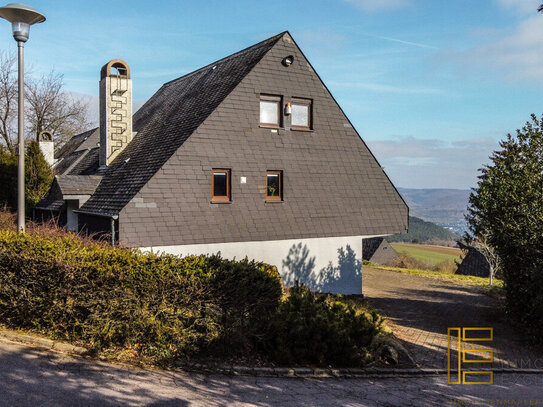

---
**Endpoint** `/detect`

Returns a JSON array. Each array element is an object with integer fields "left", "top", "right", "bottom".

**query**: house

[
  {"left": 35, "top": 32, "right": 408, "bottom": 294},
  {"left": 455, "top": 248, "right": 490, "bottom": 278},
  {"left": 362, "top": 237, "right": 399, "bottom": 266}
]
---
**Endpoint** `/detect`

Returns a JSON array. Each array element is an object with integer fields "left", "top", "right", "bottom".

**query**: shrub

[
  {"left": 0, "top": 220, "right": 384, "bottom": 367},
  {"left": 0, "top": 229, "right": 282, "bottom": 363},
  {"left": 263, "top": 283, "right": 382, "bottom": 367},
  {"left": 0, "top": 206, "right": 15, "bottom": 231}
]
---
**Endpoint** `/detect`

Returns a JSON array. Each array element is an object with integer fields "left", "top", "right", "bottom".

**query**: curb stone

[
  {"left": 3, "top": 329, "right": 543, "bottom": 378},
  {"left": 0, "top": 329, "right": 87, "bottom": 355}
]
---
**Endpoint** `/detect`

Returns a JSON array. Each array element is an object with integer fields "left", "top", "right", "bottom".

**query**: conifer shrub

[
  {"left": 263, "top": 283, "right": 382, "bottom": 367},
  {"left": 0, "top": 229, "right": 282, "bottom": 362}
]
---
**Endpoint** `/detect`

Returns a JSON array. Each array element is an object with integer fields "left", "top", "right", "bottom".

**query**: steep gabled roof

[
  {"left": 53, "top": 128, "right": 100, "bottom": 175},
  {"left": 36, "top": 174, "right": 102, "bottom": 211},
  {"left": 56, "top": 175, "right": 102, "bottom": 195},
  {"left": 455, "top": 248, "right": 490, "bottom": 277},
  {"left": 79, "top": 32, "right": 285, "bottom": 215},
  {"left": 363, "top": 237, "right": 386, "bottom": 260}
]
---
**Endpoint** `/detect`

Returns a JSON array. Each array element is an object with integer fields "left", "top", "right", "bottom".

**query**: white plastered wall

[
  {"left": 142, "top": 234, "right": 386, "bottom": 295},
  {"left": 38, "top": 141, "right": 55, "bottom": 167}
]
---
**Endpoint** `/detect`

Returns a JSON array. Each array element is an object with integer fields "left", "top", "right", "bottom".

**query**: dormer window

[
  {"left": 291, "top": 98, "right": 312, "bottom": 130},
  {"left": 260, "top": 95, "right": 281, "bottom": 128}
]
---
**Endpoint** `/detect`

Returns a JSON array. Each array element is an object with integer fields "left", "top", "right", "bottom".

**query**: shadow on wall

[{"left": 281, "top": 243, "right": 362, "bottom": 295}]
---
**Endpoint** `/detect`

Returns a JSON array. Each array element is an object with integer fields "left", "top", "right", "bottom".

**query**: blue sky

[{"left": 1, "top": 0, "right": 542, "bottom": 189}]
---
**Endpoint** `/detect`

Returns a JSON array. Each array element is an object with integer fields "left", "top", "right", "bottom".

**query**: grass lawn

[{"left": 391, "top": 243, "right": 462, "bottom": 265}]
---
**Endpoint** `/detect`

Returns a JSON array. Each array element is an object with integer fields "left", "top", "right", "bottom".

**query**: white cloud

[
  {"left": 344, "top": 0, "right": 410, "bottom": 13},
  {"left": 366, "top": 136, "right": 496, "bottom": 189},
  {"left": 444, "top": 15, "right": 543, "bottom": 82},
  {"left": 495, "top": 0, "right": 540, "bottom": 15}
]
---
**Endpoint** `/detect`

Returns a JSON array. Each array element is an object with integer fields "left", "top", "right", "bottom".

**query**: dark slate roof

[
  {"left": 36, "top": 174, "right": 102, "bottom": 211},
  {"left": 56, "top": 175, "right": 103, "bottom": 195},
  {"left": 35, "top": 179, "right": 65, "bottom": 211},
  {"left": 68, "top": 147, "right": 100, "bottom": 175},
  {"left": 53, "top": 128, "right": 100, "bottom": 176},
  {"left": 80, "top": 32, "right": 285, "bottom": 215},
  {"left": 53, "top": 148, "right": 86, "bottom": 174},
  {"left": 55, "top": 128, "right": 96, "bottom": 160},
  {"left": 36, "top": 128, "right": 102, "bottom": 211},
  {"left": 455, "top": 248, "right": 490, "bottom": 277},
  {"left": 362, "top": 237, "right": 385, "bottom": 260}
]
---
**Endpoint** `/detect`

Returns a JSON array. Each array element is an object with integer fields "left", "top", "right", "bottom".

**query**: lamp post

[{"left": 0, "top": 3, "right": 45, "bottom": 232}]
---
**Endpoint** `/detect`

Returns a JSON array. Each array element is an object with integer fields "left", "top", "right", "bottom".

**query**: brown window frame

[
  {"left": 211, "top": 169, "right": 231, "bottom": 202},
  {"left": 266, "top": 170, "right": 283, "bottom": 201},
  {"left": 291, "top": 98, "right": 312, "bottom": 130},
  {"left": 259, "top": 94, "right": 282, "bottom": 128}
]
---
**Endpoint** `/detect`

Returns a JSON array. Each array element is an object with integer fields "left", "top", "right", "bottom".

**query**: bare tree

[
  {"left": 473, "top": 233, "right": 501, "bottom": 286},
  {"left": 460, "top": 232, "right": 501, "bottom": 286},
  {"left": 25, "top": 71, "right": 91, "bottom": 146},
  {"left": 0, "top": 52, "right": 17, "bottom": 154},
  {"left": 539, "top": 4, "right": 543, "bottom": 12},
  {"left": 0, "top": 53, "right": 91, "bottom": 153}
]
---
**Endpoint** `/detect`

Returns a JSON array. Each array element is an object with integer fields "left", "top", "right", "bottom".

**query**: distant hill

[
  {"left": 397, "top": 188, "right": 470, "bottom": 234},
  {"left": 388, "top": 216, "right": 461, "bottom": 245}
]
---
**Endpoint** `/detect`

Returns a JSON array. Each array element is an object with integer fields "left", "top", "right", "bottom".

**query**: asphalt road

[{"left": 1, "top": 338, "right": 542, "bottom": 406}]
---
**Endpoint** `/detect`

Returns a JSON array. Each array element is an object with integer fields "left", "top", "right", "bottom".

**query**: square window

[
  {"left": 291, "top": 98, "right": 312, "bottom": 130},
  {"left": 266, "top": 171, "right": 282, "bottom": 201},
  {"left": 212, "top": 169, "right": 231, "bottom": 201},
  {"left": 260, "top": 95, "right": 281, "bottom": 127}
]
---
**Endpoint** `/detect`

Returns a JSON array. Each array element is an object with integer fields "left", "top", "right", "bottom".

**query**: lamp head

[{"left": 0, "top": 3, "right": 45, "bottom": 42}]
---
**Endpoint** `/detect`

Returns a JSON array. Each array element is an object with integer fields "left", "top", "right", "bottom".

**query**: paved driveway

[
  {"left": 363, "top": 267, "right": 543, "bottom": 370},
  {"left": 1, "top": 338, "right": 543, "bottom": 406}
]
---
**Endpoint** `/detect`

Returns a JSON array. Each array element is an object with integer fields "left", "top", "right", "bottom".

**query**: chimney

[
  {"left": 37, "top": 130, "right": 55, "bottom": 167},
  {"left": 99, "top": 59, "right": 133, "bottom": 167}
]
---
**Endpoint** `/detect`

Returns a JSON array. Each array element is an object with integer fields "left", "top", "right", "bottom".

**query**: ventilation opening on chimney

[
  {"left": 38, "top": 130, "right": 53, "bottom": 142},
  {"left": 100, "top": 59, "right": 131, "bottom": 80},
  {"left": 110, "top": 63, "right": 128, "bottom": 78}
]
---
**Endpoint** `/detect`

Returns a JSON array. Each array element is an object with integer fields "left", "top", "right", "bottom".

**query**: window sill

[
  {"left": 265, "top": 200, "right": 284, "bottom": 204},
  {"left": 210, "top": 200, "right": 232, "bottom": 204},
  {"left": 290, "top": 127, "right": 313, "bottom": 132},
  {"left": 259, "top": 124, "right": 282, "bottom": 129}
]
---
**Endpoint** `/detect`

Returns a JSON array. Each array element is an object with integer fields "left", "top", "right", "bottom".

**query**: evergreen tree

[
  {"left": 0, "top": 146, "right": 17, "bottom": 209},
  {"left": 0, "top": 141, "right": 53, "bottom": 214},
  {"left": 25, "top": 140, "right": 54, "bottom": 212},
  {"left": 467, "top": 114, "right": 543, "bottom": 341}
]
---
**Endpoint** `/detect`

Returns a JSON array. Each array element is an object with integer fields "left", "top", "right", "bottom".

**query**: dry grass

[
  {"left": 393, "top": 253, "right": 457, "bottom": 274},
  {"left": 0, "top": 207, "right": 110, "bottom": 244},
  {"left": 391, "top": 242, "right": 461, "bottom": 257},
  {"left": 0, "top": 206, "right": 15, "bottom": 232}
]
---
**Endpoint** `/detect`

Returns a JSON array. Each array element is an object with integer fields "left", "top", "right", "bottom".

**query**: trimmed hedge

[
  {"left": 264, "top": 284, "right": 382, "bottom": 367},
  {"left": 0, "top": 226, "right": 383, "bottom": 367},
  {"left": 0, "top": 229, "right": 282, "bottom": 362}
]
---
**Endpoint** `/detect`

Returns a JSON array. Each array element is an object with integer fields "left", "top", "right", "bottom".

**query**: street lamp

[{"left": 0, "top": 3, "right": 45, "bottom": 232}]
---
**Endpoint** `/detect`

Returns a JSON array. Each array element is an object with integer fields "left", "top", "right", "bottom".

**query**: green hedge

[
  {"left": 0, "top": 230, "right": 282, "bottom": 362},
  {"left": 263, "top": 284, "right": 382, "bottom": 367},
  {"left": 0, "top": 227, "right": 383, "bottom": 366}
]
